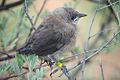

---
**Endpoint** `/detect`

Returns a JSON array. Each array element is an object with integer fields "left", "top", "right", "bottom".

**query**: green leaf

[
  {"left": 9, "top": 61, "right": 21, "bottom": 74},
  {"left": 72, "top": 47, "right": 80, "bottom": 54},
  {"left": 16, "top": 52, "right": 26, "bottom": 69},
  {"left": 0, "top": 16, "right": 8, "bottom": 30},
  {"left": 0, "top": 64, "right": 10, "bottom": 75},
  {"left": 27, "top": 72, "right": 33, "bottom": 80},
  {"left": 27, "top": 55, "right": 38, "bottom": 72},
  {"left": 35, "top": 68, "right": 44, "bottom": 80},
  {"left": 27, "top": 67, "right": 44, "bottom": 80}
]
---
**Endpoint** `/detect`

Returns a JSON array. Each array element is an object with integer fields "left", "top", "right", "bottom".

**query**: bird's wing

[
  {"left": 19, "top": 21, "right": 75, "bottom": 56},
  {"left": 26, "top": 23, "right": 70, "bottom": 56}
]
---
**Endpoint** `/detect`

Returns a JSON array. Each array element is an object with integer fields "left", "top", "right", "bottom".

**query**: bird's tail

[{"left": 17, "top": 45, "right": 32, "bottom": 55}]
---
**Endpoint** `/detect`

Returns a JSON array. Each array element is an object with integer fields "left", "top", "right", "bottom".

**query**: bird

[{"left": 18, "top": 7, "right": 86, "bottom": 58}]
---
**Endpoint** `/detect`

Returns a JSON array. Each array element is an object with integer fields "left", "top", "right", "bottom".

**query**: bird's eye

[
  {"left": 71, "top": 16, "right": 76, "bottom": 21},
  {"left": 71, "top": 15, "right": 79, "bottom": 24}
]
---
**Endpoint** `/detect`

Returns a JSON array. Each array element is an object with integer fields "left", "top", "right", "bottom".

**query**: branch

[
  {"left": 107, "top": 0, "right": 120, "bottom": 26},
  {"left": 84, "top": 8, "right": 98, "bottom": 51},
  {"left": 99, "top": 61, "right": 105, "bottom": 80},
  {"left": 24, "top": 0, "right": 34, "bottom": 30},
  {"left": 0, "top": 0, "right": 24, "bottom": 11},
  {"left": 0, "top": 71, "right": 28, "bottom": 80},
  {"left": 97, "top": 0, "right": 120, "bottom": 11},
  {"left": 33, "top": 0, "right": 47, "bottom": 26},
  {"left": 84, "top": 0, "right": 120, "bottom": 51},
  {"left": 0, "top": 0, "right": 6, "bottom": 7},
  {"left": 69, "top": 30, "right": 120, "bottom": 72},
  {"left": 0, "top": 51, "right": 15, "bottom": 61}
]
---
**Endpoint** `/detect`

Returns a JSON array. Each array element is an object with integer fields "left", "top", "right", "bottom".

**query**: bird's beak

[{"left": 78, "top": 13, "right": 87, "bottom": 18}]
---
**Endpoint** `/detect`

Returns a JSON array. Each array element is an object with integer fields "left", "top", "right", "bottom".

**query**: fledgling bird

[{"left": 18, "top": 7, "right": 86, "bottom": 57}]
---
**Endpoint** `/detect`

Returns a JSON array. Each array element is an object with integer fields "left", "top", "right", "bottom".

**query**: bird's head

[{"left": 52, "top": 7, "right": 87, "bottom": 24}]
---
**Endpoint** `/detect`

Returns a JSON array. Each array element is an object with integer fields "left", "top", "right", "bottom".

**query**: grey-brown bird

[{"left": 18, "top": 7, "right": 86, "bottom": 57}]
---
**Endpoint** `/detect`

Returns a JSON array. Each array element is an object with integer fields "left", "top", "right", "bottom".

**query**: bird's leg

[
  {"left": 47, "top": 55, "right": 75, "bottom": 80},
  {"left": 47, "top": 55, "right": 56, "bottom": 70},
  {"left": 48, "top": 56, "right": 68, "bottom": 79}
]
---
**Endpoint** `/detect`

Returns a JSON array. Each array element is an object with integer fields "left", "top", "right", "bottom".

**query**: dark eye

[{"left": 71, "top": 15, "right": 76, "bottom": 20}]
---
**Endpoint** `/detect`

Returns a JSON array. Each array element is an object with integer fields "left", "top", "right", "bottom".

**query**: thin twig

[
  {"left": 33, "top": 0, "right": 47, "bottom": 26},
  {"left": 60, "top": 28, "right": 117, "bottom": 76},
  {"left": 24, "top": 0, "right": 36, "bottom": 38},
  {"left": 61, "top": 65, "right": 75, "bottom": 80},
  {"left": 1, "top": 61, "right": 49, "bottom": 80},
  {"left": 81, "top": 3, "right": 100, "bottom": 80},
  {"left": 99, "top": 61, "right": 105, "bottom": 80},
  {"left": 24, "top": 0, "right": 34, "bottom": 27},
  {"left": 84, "top": 10, "right": 97, "bottom": 50},
  {"left": 0, "top": 0, "right": 24, "bottom": 11},
  {"left": 89, "top": 27, "right": 117, "bottom": 38},
  {"left": 0, "top": 51, "right": 11, "bottom": 57},
  {"left": 0, "top": 71, "right": 28, "bottom": 80},
  {"left": 69, "top": 30, "right": 120, "bottom": 72},
  {"left": 0, "top": 38, "right": 11, "bottom": 58},
  {"left": 0, "top": 53, "right": 15, "bottom": 61},
  {"left": 76, "top": 1, "right": 120, "bottom": 78},
  {"left": 84, "top": 0, "right": 120, "bottom": 50},
  {"left": 1, "top": 0, "right": 5, "bottom": 7},
  {"left": 60, "top": 48, "right": 98, "bottom": 62},
  {"left": 97, "top": 0, "right": 120, "bottom": 11},
  {"left": 107, "top": 0, "right": 120, "bottom": 26},
  {"left": 0, "top": 13, "right": 25, "bottom": 62}
]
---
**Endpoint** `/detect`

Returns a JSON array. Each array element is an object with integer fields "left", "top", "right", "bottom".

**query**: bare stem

[{"left": 33, "top": 0, "right": 47, "bottom": 26}]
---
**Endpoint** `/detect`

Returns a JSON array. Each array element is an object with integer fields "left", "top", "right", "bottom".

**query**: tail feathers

[{"left": 17, "top": 46, "right": 33, "bottom": 55}]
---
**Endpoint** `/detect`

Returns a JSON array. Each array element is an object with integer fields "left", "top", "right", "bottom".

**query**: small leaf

[
  {"left": 35, "top": 68, "right": 44, "bottom": 80},
  {"left": 27, "top": 55, "right": 38, "bottom": 71},
  {"left": 16, "top": 52, "right": 26, "bottom": 68},
  {"left": 0, "top": 64, "right": 10, "bottom": 75},
  {"left": 9, "top": 61, "right": 21, "bottom": 74},
  {"left": 0, "top": 16, "right": 8, "bottom": 30}
]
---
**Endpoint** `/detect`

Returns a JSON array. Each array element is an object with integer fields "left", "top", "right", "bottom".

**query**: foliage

[
  {"left": 27, "top": 55, "right": 44, "bottom": 80},
  {"left": 0, "top": 0, "right": 45, "bottom": 80}
]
